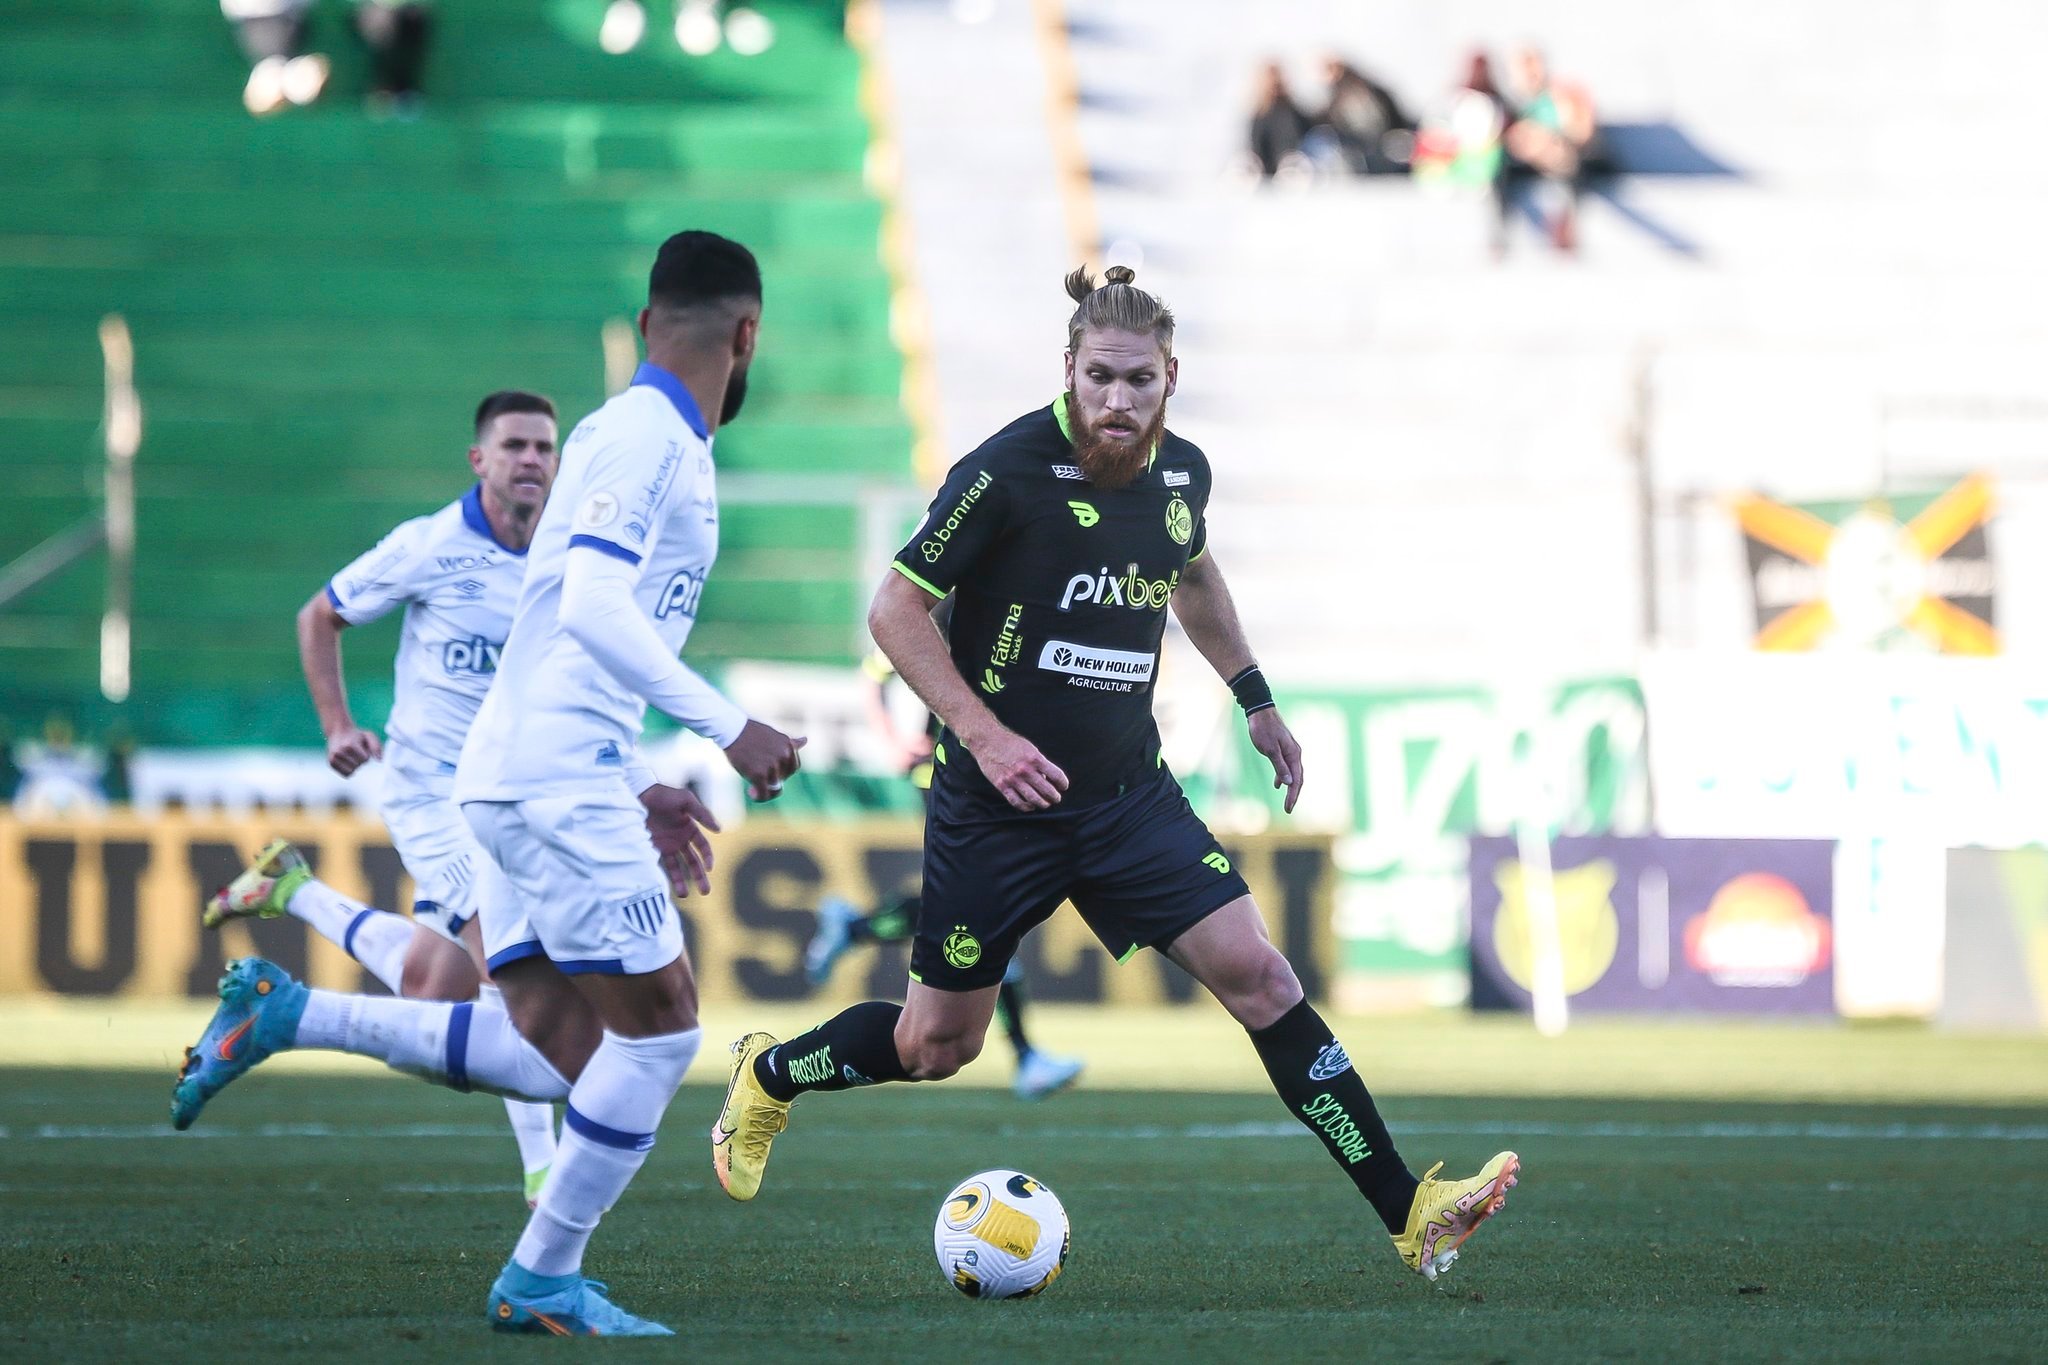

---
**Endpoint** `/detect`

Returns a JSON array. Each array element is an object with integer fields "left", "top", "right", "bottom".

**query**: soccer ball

[{"left": 932, "top": 1169, "right": 1070, "bottom": 1299}]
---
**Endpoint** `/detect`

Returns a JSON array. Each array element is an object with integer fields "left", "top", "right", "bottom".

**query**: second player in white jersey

[
  {"left": 200, "top": 391, "right": 566, "bottom": 1203},
  {"left": 328, "top": 484, "right": 528, "bottom": 783}
]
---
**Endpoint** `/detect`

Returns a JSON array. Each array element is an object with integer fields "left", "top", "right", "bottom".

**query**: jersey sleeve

[
  {"left": 326, "top": 517, "right": 434, "bottom": 625},
  {"left": 892, "top": 457, "right": 1009, "bottom": 598},
  {"left": 563, "top": 423, "right": 701, "bottom": 574}
]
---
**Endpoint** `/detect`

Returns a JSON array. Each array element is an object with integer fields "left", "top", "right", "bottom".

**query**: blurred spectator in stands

[
  {"left": 13, "top": 716, "right": 106, "bottom": 816},
  {"left": 1412, "top": 50, "right": 1510, "bottom": 252},
  {"left": 1304, "top": 55, "right": 1414, "bottom": 176},
  {"left": 0, "top": 722, "right": 21, "bottom": 804},
  {"left": 221, "top": 0, "right": 330, "bottom": 117},
  {"left": 1503, "top": 45, "right": 1600, "bottom": 253},
  {"left": 355, "top": 1, "right": 433, "bottom": 118},
  {"left": 102, "top": 727, "right": 136, "bottom": 806},
  {"left": 1246, "top": 60, "right": 1311, "bottom": 181}
]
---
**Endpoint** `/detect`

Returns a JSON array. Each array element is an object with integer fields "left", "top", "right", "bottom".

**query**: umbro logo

[{"left": 455, "top": 578, "right": 485, "bottom": 598}]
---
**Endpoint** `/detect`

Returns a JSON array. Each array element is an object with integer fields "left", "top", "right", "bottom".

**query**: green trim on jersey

[
  {"left": 891, "top": 559, "right": 946, "bottom": 599},
  {"left": 1117, "top": 943, "right": 1144, "bottom": 964}
]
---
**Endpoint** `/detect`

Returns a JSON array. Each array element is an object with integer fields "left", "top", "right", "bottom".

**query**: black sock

[
  {"left": 1247, "top": 1000, "right": 1418, "bottom": 1233},
  {"left": 754, "top": 1000, "right": 912, "bottom": 1102},
  {"left": 996, "top": 977, "right": 1032, "bottom": 1059}
]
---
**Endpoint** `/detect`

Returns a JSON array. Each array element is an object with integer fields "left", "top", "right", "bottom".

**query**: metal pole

[{"left": 99, "top": 314, "right": 139, "bottom": 705}]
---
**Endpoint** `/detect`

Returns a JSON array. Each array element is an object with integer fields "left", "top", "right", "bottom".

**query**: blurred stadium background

[
  {"left": 6, "top": 0, "right": 2047, "bottom": 1046},
  {"left": 2, "top": 3, "right": 2047, "bottom": 1352}
]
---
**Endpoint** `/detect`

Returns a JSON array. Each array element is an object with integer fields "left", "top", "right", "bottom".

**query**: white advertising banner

[{"left": 1642, "top": 652, "right": 2048, "bottom": 846}]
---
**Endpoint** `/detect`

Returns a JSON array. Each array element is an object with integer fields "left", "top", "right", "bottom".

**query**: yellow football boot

[
  {"left": 1393, "top": 1151, "right": 1520, "bottom": 1280},
  {"left": 203, "top": 839, "right": 312, "bottom": 929},
  {"left": 711, "top": 1032, "right": 790, "bottom": 1202}
]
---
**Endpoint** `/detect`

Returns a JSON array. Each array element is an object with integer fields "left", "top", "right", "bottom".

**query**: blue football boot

[
  {"left": 487, "top": 1264, "right": 675, "bottom": 1337},
  {"left": 171, "top": 957, "right": 309, "bottom": 1130},
  {"left": 803, "top": 895, "right": 861, "bottom": 987}
]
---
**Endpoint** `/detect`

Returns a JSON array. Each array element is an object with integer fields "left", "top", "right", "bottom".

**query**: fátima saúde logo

[{"left": 943, "top": 928, "right": 982, "bottom": 969}]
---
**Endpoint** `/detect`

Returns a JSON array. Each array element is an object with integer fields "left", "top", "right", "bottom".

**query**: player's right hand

[
  {"left": 723, "top": 719, "right": 806, "bottom": 801},
  {"left": 973, "top": 728, "right": 1069, "bottom": 811},
  {"left": 640, "top": 782, "right": 721, "bottom": 898},
  {"left": 325, "top": 725, "right": 382, "bottom": 777}
]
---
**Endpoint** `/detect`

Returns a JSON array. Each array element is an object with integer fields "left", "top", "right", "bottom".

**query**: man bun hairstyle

[
  {"left": 1064, "top": 263, "right": 1175, "bottom": 356},
  {"left": 649, "top": 229, "right": 763, "bottom": 311},
  {"left": 473, "top": 389, "right": 556, "bottom": 437}
]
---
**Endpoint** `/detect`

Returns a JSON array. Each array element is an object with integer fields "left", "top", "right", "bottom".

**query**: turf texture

[{"left": 3, "top": 1068, "right": 2043, "bottom": 1361}]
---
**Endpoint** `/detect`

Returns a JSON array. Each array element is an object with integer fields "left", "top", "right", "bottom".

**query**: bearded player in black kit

[{"left": 714, "top": 266, "right": 1520, "bottom": 1281}]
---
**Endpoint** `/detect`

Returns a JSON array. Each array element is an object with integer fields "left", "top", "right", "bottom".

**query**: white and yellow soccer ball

[{"left": 933, "top": 1169, "right": 1070, "bottom": 1299}]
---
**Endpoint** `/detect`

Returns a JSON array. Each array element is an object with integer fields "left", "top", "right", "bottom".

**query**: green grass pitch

[{"left": 3, "top": 1068, "right": 2044, "bottom": 1362}]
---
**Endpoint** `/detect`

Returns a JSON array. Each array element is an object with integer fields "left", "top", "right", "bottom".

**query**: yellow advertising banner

[{"left": 0, "top": 812, "right": 1336, "bottom": 1006}]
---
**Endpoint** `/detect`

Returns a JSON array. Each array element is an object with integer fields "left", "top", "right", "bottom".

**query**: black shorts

[{"left": 909, "top": 764, "right": 1251, "bottom": 991}]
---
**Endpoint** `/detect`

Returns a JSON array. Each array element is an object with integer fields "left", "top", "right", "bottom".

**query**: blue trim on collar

[
  {"left": 461, "top": 484, "right": 527, "bottom": 557},
  {"left": 631, "top": 362, "right": 709, "bottom": 438}
]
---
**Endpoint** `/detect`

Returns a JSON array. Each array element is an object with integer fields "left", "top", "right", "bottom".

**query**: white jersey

[
  {"left": 327, "top": 485, "right": 526, "bottom": 776},
  {"left": 455, "top": 364, "right": 725, "bottom": 801}
]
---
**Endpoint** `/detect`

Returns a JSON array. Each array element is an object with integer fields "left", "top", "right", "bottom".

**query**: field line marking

[{"left": 4, "top": 1118, "right": 2045, "bottom": 1142}]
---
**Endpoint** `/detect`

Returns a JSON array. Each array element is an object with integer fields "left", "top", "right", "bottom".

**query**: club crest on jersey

[
  {"left": 655, "top": 568, "right": 707, "bottom": 620},
  {"left": 1165, "top": 496, "right": 1193, "bottom": 545}
]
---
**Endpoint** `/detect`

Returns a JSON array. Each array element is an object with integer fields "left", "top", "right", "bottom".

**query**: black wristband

[{"left": 1227, "top": 665, "right": 1276, "bottom": 716}]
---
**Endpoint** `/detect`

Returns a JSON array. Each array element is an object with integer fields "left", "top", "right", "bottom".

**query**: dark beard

[
  {"left": 1069, "top": 393, "right": 1165, "bottom": 492},
  {"left": 720, "top": 366, "right": 749, "bottom": 425}
]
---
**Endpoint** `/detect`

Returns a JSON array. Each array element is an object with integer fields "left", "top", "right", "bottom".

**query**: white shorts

[
  {"left": 379, "top": 766, "right": 491, "bottom": 945},
  {"left": 462, "top": 786, "right": 683, "bottom": 977}
]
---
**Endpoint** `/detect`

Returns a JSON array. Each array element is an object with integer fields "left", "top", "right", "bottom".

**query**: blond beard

[{"left": 1069, "top": 394, "right": 1165, "bottom": 492}]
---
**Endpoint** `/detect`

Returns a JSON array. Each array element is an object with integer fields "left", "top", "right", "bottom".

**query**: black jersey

[{"left": 892, "top": 396, "right": 1212, "bottom": 807}]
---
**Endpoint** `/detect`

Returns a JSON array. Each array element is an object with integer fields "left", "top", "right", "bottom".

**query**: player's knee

[
  {"left": 1214, "top": 944, "right": 1302, "bottom": 1026},
  {"left": 400, "top": 939, "right": 477, "bottom": 1001}
]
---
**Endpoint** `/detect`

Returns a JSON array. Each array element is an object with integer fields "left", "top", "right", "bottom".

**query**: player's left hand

[
  {"left": 1248, "top": 707, "right": 1304, "bottom": 814},
  {"left": 640, "top": 782, "right": 721, "bottom": 897}
]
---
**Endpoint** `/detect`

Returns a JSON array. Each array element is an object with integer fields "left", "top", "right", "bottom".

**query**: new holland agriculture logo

[{"left": 1734, "top": 474, "right": 1997, "bottom": 654}]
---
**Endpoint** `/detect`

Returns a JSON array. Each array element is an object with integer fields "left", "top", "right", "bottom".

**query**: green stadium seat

[{"left": 0, "top": 0, "right": 916, "bottom": 746}]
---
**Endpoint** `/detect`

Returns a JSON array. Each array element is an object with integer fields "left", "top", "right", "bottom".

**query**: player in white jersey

[
  {"left": 172, "top": 231, "right": 803, "bottom": 1337},
  {"left": 201, "top": 391, "right": 565, "bottom": 1202}
]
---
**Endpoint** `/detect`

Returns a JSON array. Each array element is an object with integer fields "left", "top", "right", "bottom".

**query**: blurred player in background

[
  {"left": 806, "top": 612, "right": 1084, "bottom": 1100},
  {"left": 202, "top": 389, "right": 563, "bottom": 1203},
  {"left": 173, "top": 231, "right": 804, "bottom": 1336},
  {"left": 714, "top": 265, "right": 1520, "bottom": 1283}
]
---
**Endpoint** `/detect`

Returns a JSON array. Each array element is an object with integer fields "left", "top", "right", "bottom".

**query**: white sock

[
  {"left": 284, "top": 877, "right": 368, "bottom": 945},
  {"left": 285, "top": 879, "right": 413, "bottom": 993},
  {"left": 512, "top": 1028, "right": 701, "bottom": 1278},
  {"left": 293, "top": 990, "right": 571, "bottom": 1102},
  {"left": 482, "top": 986, "right": 559, "bottom": 1175}
]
